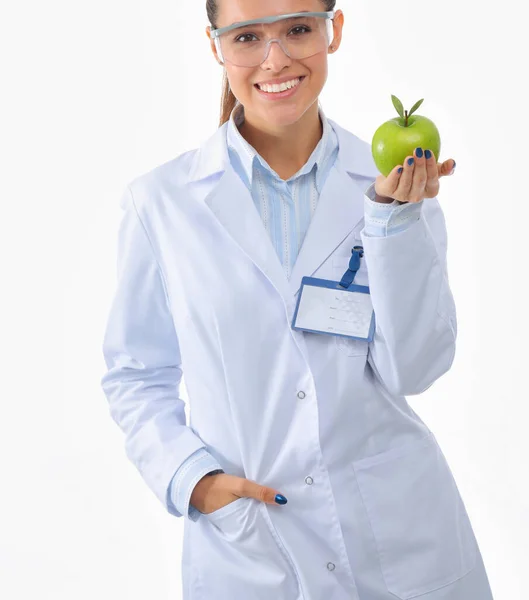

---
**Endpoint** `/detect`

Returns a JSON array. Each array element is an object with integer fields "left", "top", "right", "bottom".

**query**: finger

[
  {"left": 239, "top": 478, "right": 287, "bottom": 505},
  {"left": 393, "top": 154, "right": 415, "bottom": 199},
  {"left": 407, "top": 147, "right": 427, "bottom": 203},
  {"left": 438, "top": 158, "right": 456, "bottom": 178},
  {"left": 424, "top": 148, "right": 438, "bottom": 184}
]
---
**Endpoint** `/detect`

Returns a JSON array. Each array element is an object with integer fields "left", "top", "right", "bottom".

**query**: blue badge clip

[{"left": 338, "top": 246, "right": 364, "bottom": 290}]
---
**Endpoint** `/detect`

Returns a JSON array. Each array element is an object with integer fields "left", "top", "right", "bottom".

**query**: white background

[{"left": 1, "top": 0, "right": 527, "bottom": 598}]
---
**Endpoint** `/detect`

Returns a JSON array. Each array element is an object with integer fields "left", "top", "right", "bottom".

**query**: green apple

[{"left": 371, "top": 95, "right": 441, "bottom": 177}]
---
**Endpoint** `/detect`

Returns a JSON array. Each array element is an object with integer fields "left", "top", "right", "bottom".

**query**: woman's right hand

[{"left": 190, "top": 472, "right": 287, "bottom": 515}]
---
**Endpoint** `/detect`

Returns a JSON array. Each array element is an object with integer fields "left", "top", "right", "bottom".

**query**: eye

[
  {"left": 234, "top": 32, "right": 258, "bottom": 43},
  {"left": 290, "top": 25, "right": 312, "bottom": 36}
]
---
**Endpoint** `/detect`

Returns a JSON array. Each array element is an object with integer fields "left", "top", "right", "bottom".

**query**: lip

[
  {"left": 254, "top": 76, "right": 305, "bottom": 101},
  {"left": 255, "top": 75, "right": 305, "bottom": 86}
]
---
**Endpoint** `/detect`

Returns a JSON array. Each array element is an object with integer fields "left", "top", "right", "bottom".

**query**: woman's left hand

[{"left": 374, "top": 147, "right": 456, "bottom": 204}]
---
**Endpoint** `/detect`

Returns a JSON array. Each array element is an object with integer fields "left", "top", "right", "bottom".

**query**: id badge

[{"left": 291, "top": 246, "right": 375, "bottom": 343}]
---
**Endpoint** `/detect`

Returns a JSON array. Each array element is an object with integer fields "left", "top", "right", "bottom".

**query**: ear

[
  {"left": 205, "top": 26, "right": 223, "bottom": 65},
  {"left": 328, "top": 9, "right": 344, "bottom": 53}
]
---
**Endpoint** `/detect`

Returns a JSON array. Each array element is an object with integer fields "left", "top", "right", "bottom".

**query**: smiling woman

[{"left": 100, "top": 1, "right": 495, "bottom": 599}]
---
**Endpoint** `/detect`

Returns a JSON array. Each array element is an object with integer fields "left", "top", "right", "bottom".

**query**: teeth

[{"left": 258, "top": 78, "right": 301, "bottom": 93}]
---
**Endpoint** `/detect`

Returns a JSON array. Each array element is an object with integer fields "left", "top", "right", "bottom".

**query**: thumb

[
  {"left": 378, "top": 165, "right": 402, "bottom": 197},
  {"left": 239, "top": 478, "right": 288, "bottom": 506}
]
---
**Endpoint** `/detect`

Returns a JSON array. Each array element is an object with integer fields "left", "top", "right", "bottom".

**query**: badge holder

[{"left": 291, "top": 246, "right": 375, "bottom": 343}]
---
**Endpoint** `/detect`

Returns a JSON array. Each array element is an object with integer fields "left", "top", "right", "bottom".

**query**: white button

[
  {"left": 327, "top": 562, "right": 336, "bottom": 571},
  {"left": 305, "top": 476, "right": 313, "bottom": 485},
  {"left": 297, "top": 391, "right": 306, "bottom": 399}
]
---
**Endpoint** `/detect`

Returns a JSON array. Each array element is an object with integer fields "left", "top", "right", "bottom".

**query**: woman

[{"left": 101, "top": 1, "right": 494, "bottom": 599}]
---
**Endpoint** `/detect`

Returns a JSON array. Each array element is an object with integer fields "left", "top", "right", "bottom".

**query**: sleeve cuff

[
  {"left": 363, "top": 182, "right": 423, "bottom": 237},
  {"left": 169, "top": 448, "right": 224, "bottom": 522}
]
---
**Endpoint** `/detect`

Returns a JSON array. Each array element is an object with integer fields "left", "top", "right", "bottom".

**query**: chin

[
  {"left": 260, "top": 100, "right": 308, "bottom": 122},
  {"left": 269, "top": 113, "right": 304, "bottom": 129}
]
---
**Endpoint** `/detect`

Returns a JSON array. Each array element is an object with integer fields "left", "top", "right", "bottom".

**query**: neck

[{"left": 238, "top": 102, "right": 323, "bottom": 180}]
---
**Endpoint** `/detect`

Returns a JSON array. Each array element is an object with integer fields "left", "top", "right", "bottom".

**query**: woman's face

[{"left": 207, "top": 0, "right": 344, "bottom": 128}]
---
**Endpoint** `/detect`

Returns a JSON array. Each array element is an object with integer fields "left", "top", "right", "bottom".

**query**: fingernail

[
  {"left": 452, "top": 160, "right": 456, "bottom": 170},
  {"left": 275, "top": 494, "right": 288, "bottom": 505},
  {"left": 415, "top": 147, "right": 423, "bottom": 158},
  {"left": 424, "top": 149, "right": 432, "bottom": 159},
  {"left": 397, "top": 167, "right": 403, "bottom": 174},
  {"left": 407, "top": 158, "right": 414, "bottom": 166}
]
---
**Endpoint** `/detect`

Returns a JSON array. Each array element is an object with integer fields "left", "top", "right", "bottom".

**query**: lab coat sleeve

[
  {"left": 100, "top": 185, "right": 218, "bottom": 518},
  {"left": 363, "top": 182, "right": 423, "bottom": 237},
  {"left": 169, "top": 448, "right": 224, "bottom": 522},
  {"left": 360, "top": 183, "right": 457, "bottom": 397}
]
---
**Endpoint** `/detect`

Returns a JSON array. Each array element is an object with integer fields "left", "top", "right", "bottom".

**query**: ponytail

[
  {"left": 206, "top": 0, "right": 237, "bottom": 127},
  {"left": 219, "top": 69, "right": 238, "bottom": 128}
]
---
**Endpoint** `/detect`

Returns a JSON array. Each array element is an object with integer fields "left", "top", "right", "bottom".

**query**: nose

[{"left": 260, "top": 39, "right": 292, "bottom": 69}]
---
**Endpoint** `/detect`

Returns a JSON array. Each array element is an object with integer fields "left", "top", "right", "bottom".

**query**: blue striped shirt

[
  {"left": 226, "top": 101, "right": 340, "bottom": 280},
  {"left": 169, "top": 102, "right": 423, "bottom": 521}
]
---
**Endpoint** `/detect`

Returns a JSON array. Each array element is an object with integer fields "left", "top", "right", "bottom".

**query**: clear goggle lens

[{"left": 213, "top": 15, "right": 334, "bottom": 67}]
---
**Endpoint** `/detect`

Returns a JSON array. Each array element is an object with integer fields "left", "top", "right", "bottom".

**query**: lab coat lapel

[
  {"left": 287, "top": 156, "right": 365, "bottom": 298},
  {"left": 203, "top": 162, "right": 293, "bottom": 304},
  {"left": 187, "top": 117, "right": 380, "bottom": 307},
  {"left": 288, "top": 117, "right": 380, "bottom": 297}
]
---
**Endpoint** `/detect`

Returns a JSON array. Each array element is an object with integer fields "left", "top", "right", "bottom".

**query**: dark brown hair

[{"left": 206, "top": 0, "right": 336, "bottom": 127}]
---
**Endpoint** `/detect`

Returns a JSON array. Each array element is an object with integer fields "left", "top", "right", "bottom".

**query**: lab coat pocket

[
  {"left": 199, "top": 497, "right": 303, "bottom": 599},
  {"left": 331, "top": 255, "right": 369, "bottom": 358},
  {"left": 353, "top": 433, "right": 478, "bottom": 599},
  {"left": 201, "top": 496, "right": 249, "bottom": 523}
]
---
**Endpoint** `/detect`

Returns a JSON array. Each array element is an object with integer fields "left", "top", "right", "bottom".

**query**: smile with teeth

[{"left": 256, "top": 77, "right": 303, "bottom": 93}]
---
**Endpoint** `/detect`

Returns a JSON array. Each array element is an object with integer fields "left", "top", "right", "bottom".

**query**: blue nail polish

[
  {"left": 408, "top": 158, "right": 414, "bottom": 166},
  {"left": 452, "top": 160, "right": 456, "bottom": 169},
  {"left": 275, "top": 494, "right": 288, "bottom": 505},
  {"left": 398, "top": 167, "right": 403, "bottom": 174},
  {"left": 424, "top": 149, "right": 432, "bottom": 159},
  {"left": 415, "top": 147, "right": 423, "bottom": 158}
]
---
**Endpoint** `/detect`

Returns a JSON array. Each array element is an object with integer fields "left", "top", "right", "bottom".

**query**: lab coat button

[
  {"left": 305, "top": 476, "right": 313, "bottom": 485},
  {"left": 327, "top": 562, "right": 336, "bottom": 571},
  {"left": 297, "top": 391, "right": 306, "bottom": 399}
]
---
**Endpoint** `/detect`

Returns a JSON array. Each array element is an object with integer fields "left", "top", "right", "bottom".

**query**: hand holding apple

[{"left": 371, "top": 96, "right": 456, "bottom": 204}]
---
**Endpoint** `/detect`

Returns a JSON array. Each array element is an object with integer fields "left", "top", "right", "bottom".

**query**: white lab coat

[{"left": 101, "top": 118, "right": 494, "bottom": 600}]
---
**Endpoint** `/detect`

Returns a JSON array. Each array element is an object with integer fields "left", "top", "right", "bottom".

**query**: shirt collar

[{"left": 226, "top": 101, "right": 338, "bottom": 193}]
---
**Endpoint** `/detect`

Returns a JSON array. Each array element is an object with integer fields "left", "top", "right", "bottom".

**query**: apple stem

[{"left": 405, "top": 110, "right": 408, "bottom": 127}]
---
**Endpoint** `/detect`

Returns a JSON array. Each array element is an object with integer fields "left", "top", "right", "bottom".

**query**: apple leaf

[
  {"left": 408, "top": 98, "right": 424, "bottom": 117},
  {"left": 391, "top": 95, "right": 404, "bottom": 119}
]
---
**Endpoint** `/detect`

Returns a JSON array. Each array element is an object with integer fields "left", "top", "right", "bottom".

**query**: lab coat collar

[
  {"left": 226, "top": 102, "right": 337, "bottom": 194},
  {"left": 187, "top": 116, "right": 379, "bottom": 182},
  {"left": 186, "top": 116, "right": 379, "bottom": 306}
]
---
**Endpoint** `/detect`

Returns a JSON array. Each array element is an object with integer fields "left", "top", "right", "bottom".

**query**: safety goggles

[{"left": 209, "top": 11, "right": 335, "bottom": 68}]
